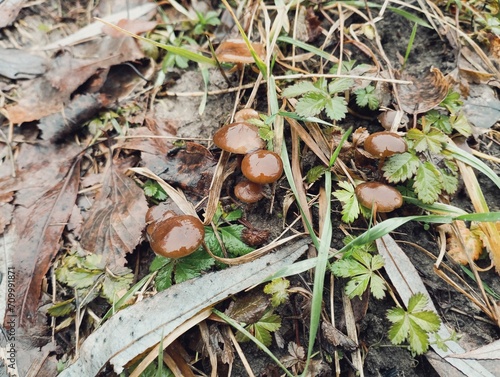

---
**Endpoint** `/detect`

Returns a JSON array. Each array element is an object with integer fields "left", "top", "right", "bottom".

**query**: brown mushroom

[
  {"left": 364, "top": 131, "right": 407, "bottom": 159},
  {"left": 241, "top": 150, "right": 283, "bottom": 184},
  {"left": 234, "top": 108, "right": 260, "bottom": 123},
  {"left": 213, "top": 122, "right": 265, "bottom": 154},
  {"left": 149, "top": 215, "right": 205, "bottom": 259},
  {"left": 215, "top": 39, "right": 266, "bottom": 65},
  {"left": 355, "top": 182, "right": 403, "bottom": 213},
  {"left": 234, "top": 180, "right": 264, "bottom": 203}
]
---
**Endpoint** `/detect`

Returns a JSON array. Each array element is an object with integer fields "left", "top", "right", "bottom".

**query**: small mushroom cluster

[
  {"left": 213, "top": 109, "right": 283, "bottom": 204},
  {"left": 146, "top": 205, "right": 205, "bottom": 259}
]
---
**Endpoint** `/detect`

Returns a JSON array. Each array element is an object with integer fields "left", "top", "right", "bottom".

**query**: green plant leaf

[
  {"left": 413, "top": 162, "right": 442, "bottom": 203},
  {"left": 264, "top": 278, "right": 290, "bottom": 307},
  {"left": 439, "top": 168, "right": 459, "bottom": 195},
  {"left": 440, "top": 90, "right": 462, "bottom": 114},
  {"left": 406, "top": 128, "right": 447, "bottom": 154},
  {"left": 101, "top": 271, "right": 134, "bottom": 303},
  {"left": 48, "top": 299, "right": 75, "bottom": 317},
  {"left": 324, "top": 96, "right": 348, "bottom": 121},
  {"left": 306, "top": 165, "right": 327, "bottom": 184},
  {"left": 424, "top": 110, "right": 452, "bottom": 134},
  {"left": 238, "top": 311, "right": 282, "bottom": 347},
  {"left": 333, "top": 181, "right": 360, "bottom": 223},
  {"left": 219, "top": 225, "right": 255, "bottom": 256},
  {"left": 282, "top": 81, "right": 322, "bottom": 97},
  {"left": 295, "top": 92, "right": 329, "bottom": 117},
  {"left": 383, "top": 152, "right": 420, "bottom": 183},
  {"left": 328, "top": 78, "right": 354, "bottom": 94},
  {"left": 354, "top": 85, "right": 379, "bottom": 110},
  {"left": 173, "top": 248, "right": 215, "bottom": 283},
  {"left": 387, "top": 293, "right": 441, "bottom": 355},
  {"left": 450, "top": 112, "right": 472, "bottom": 137}
]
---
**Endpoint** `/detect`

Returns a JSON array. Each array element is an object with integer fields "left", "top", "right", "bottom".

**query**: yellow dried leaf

[{"left": 441, "top": 221, "right": 482, "bottom": 265}]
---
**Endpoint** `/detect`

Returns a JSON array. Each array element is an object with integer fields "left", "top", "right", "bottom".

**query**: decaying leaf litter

[{"left": 1, "top": 0, "right": 500, "bottom": 376}]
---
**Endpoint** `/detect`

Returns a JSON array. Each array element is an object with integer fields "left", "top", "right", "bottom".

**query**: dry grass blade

[
  {"left": 341, "top": 292, "right": 364, "bottom": 376},
  {"left": 129, "top": 167, "right": 197, "bottom": 217},
  {"left": 203, "top": 150, "right": 231, "bottom": 225},
  {"left": 291, "top": 126, "right": 313, "bottom": 229}
]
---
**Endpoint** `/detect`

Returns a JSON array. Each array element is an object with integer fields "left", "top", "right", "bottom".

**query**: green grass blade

[
  {"left": 455, "top": 212, "right": 500, "bottom": 222},
  {"left": 388, "top": 7, "right": 431, "bottom": 28},
  {"left": 403, "top": 23, "right": 418, "bottom": 68},
  {"left": 277, "top": 36, "right": 338, "bottom": 62},
  {"left": 213, "top": 309, "right": 294, "bottom": 377},
  {"left": 445, "top": 144, "right": 500, "bottom": 189},
  {"left": 403, "top": 197, "right": 468, "bottom": 216}
]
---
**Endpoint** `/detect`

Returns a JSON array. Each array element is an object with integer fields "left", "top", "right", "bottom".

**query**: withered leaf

[
  {"left": 321, "top": 321, "right": 358, "bottom": 351},
  {"left": 12, "top": 160, "right": 81, "bottom": 325},
  {"left": 80, "top": 157, "right": 148, "bottom": 269},
  {"left": 225, "top": 291, "right": 270, "bottom": 324},
  {"left": 397, "top": 68, "right": 449, "bottom": 115}
]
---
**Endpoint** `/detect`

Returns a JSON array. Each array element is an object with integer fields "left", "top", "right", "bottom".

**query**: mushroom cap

[
  {"left": 241, "top": 150, "right": 283, "bottom": 184},
  {"left": 149, "top": 215, "right": 205, "bottom": 259},
  {"left": 355, "top": 182, "right": 403, "bottom": 213},
  {"left": 213, "top": 122, "right": 265, "bottom": 154},
  {"left": 215, "top": 39, "right": 266, "bottom": 64},
  {"left": 234, "top": 180, "right": 264, "bottom": 203},
  {"left": 364, "top": 131, "right": 407, "bottom": 158},
  {"left": 234, "top": 108, "right": 260, "bottom": 122}
]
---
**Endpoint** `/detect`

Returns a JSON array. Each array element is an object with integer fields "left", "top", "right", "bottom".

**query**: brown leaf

[
  {"left": 80, "top": 157, "right": 148, "bottom": 269},
  {"left": 12, "top": 159, "right": 81, "bottom": 325},
  {"left": 397, "top": 68, "right": 450, "bottom": 114},
  {"left": 5, "top": 37, "right": 144, "bottom": 124},
  {"left": 438, "top": 221, "right": 482, "bottom": 265},
  {"left": 321, "top": 321, "right": 358, "bottom": 351}
]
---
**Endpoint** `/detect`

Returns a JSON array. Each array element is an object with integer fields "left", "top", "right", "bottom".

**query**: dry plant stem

[
  {"left": 160, "top": 81, "right": 262, "bottom": 97},
  {"left": 291, "top": 126, "right": 313, "bottom": 228},
  {"left": 129, "top": 308, "right": 212, "bottom": 377},
  {"left": 341, "top": 292, "right": 364, "bottom": 376},
  {"left": 273, "top": 73, "right": 412, "bottom": 84},
  {"left": 330, "top": 265, "right": 341, "bottom": 376},
  {"left": 227, "top": 327, "right": 256, "bottom": 377},
  {"left": 198, "top": 321, "right": 218, "bottom": 377},
  {"left": 204, "top": 150, "right": 230, "bottom": 225},
  {"left": 336, "top": 3, "right": 345, "bottom": 76},
  {"left": 165, "top": 340, "right": 195, "bottom": 377},
  {"left": 400, "top": 240, "right": 494, "bottom": 320}
]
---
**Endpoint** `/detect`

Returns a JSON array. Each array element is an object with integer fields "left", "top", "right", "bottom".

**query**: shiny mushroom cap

[
  {"left": 215, "top": 39, "right": 266, "bottom": 64},
  {"left": 241, "top": 150, "right": 283, "bottom": 184},
  {"left": 234, "top": 180, "right": 264, "bottom": 203},
  {"left": 364, "top": 131, "right": 407, "bottom": 159},
  {"left": 149, "top": 215, "right": 205, "bottom": 259},
  {"left": 355, "top": 182, "right": 403, "bottom": 213},
  {"left": 234, "top": 108, "right": 260, "bottom": 123},
  {"left": 213, "top": 122, "right": 265, "bottom": 154}
]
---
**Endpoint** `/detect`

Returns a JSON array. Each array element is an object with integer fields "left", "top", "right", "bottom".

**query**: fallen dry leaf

[
  {"left": 0, "top": 47, "right": 47, "bottom": 79},
  {"left": 438, "top": 221, "right": 482, "bottom": 265},
  {"left": 5, "top": 36, "right": 144, "bottom": 124},
  {"left": 449, "top": 339, "right": 500, "bottom": 360},
  {"left": 102, "top": 18, "right": 157, "bottom": 38},
  {"left": 11, "top": 159, "right": 81, "bottom": 325},
  {"left": 80, "top": 157, "right": 148, "bottom": 269},
  {"left": 397, "top": 67, "right": 449, "bottom": 114}
]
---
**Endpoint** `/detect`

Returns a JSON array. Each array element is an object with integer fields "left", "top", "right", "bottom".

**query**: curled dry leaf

[
  {"left": 397, "top": 68, "right": 450, "bottom": 114},
  {"left": 438, "top": 221, "right": 482, "bottom": 265},
  {"left": 80, "top": 157, "right": 148, "bottom": 270}
]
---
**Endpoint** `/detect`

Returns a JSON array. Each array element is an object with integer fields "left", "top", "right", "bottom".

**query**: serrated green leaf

[
  {"left": 440, "top": 168, "right": 458, "bottom": 195},
  {"left": 328, "top": 78, "right": 354, "bottom": 94},
  {"left": 155, "top": 262, "right": 174, "bottom": 291},
  {"left": 370, "top": 254, "right": 385, "bottom": 270},
  {"left": 256, "top": 311, "right": 282, "bottom": 332},
  {"left": 324, "top": 96, "right": 348, "bottom": 121},
  {"left": 223, "top": 208, "right": 243, "bottom": 222},
  {"left": 408, "top": 319, "right": 430, "bottom": 354},
  {"left": 236, "top": 311, "right": 281, "bottom": 347},
  {"left": 219, "top": 225, "right": 254, "bottom": 256},
  {"left": 306, "top": 165, "right": 327, "bottom": 184},
  {"left": 413, "top": 162, "right": 442, "bottom": 203},
  {"left": 64, "top": 268, "right": 103, "bottom": 289},
  {"left": 383, "top": 152, "right": 420, "bottom": 183},
  {"left": 387, "top": 307, "right": 406, "bottom": 323},
  {"left": 331, "top": 258, "right": 365, "bottom": 278},
  {"left": 344, "top": 275, "right": 370, "bottom": 298},
  {"left": 173, "top": 248, "right": 215, "bottom": 283},
  {"left": 424, "top": 110, "right": 452, "bottom": 134},
  {"left": 407, "top": 128, "right": 446, "bottom": 154},
  {"left": 387, "top": 311, "right": 410, "bottom": 344},
  {"left": 410, "top": 311, "right": 441, "bottom": 332},
  {"left": 101, "top": 270, "right": 134, "bottom": 303},
  {"left": 407, "top": 292, "right": 428, "bottom": 312},
  {"left": 47, "top": 299, "right": 75, "bottom": 317},
  {"left": 440, "top": 90, "right": 462, "bottom": 114},
  {"left": 282, "top": 81, "right": 322, "bottom": 97},
  {"left": 370, "top": 274, "right": 387, "bottom": 299},
  {"left": 258, "top": 126, "right": 274, "bottom": 142},
  {"left": 264, "top": 278, "right": 290, "bottom": 307},
  {"left": 295, "top": 92, "right": 329, "bottom": 117},
  {"left": 354, "top": 85, "right": 379, "bottom": 110},
  {"left": 450, "top": 112, "right": 472, "bottom": 137},
  {"left": 333, "top": 181, "right": 360, "bottom": 223}
]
